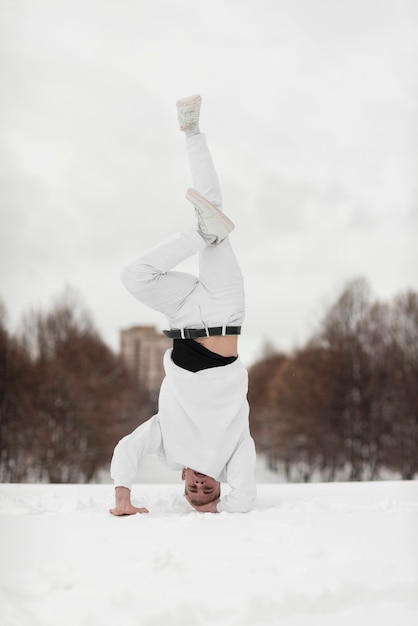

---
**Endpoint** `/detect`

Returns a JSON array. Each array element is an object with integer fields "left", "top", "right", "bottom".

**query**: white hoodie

[{"left": 111, "top": 349, "right": 256, "bottom": 513}]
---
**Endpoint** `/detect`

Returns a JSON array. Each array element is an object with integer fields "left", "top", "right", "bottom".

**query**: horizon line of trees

[
  {"left": 1, "top": 278, "right": 417, "bottom": 483},
  {"left": 248, "top": 278, "right": 418, "bottom": 481}
]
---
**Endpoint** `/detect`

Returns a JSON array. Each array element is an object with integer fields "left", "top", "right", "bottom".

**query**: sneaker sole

[{"left": 185, "top": 188, "right": 235, "bottom": 234}]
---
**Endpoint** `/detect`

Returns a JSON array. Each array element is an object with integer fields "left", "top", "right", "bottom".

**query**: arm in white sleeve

[
  {"left": 217, "top": 434, "right": 257, "bottom": 513},
  {"left": 110, "top": 415, "right": 163, "bottom": 490}
]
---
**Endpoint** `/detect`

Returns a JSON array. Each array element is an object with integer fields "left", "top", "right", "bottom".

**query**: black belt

[{"left": 163, "top": 326, "right": 241, "bottom": 339}]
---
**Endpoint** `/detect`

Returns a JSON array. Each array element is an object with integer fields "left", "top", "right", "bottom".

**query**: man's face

[{"left": 182, "top": 468, "right": 221, "bottom": 506}]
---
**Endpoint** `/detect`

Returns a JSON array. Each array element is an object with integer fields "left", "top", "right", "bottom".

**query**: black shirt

[{"left": 171, "top": 338, "right": 238, "bottom": 373}]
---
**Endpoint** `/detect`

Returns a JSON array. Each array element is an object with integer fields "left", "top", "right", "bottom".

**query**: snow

[{"left": 1, "top": 474, "right": 417, "bottom": 626}]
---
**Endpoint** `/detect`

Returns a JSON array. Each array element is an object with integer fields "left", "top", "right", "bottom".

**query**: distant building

[{"left": 120, "top": 326, "right": 171, "bottom": 399}]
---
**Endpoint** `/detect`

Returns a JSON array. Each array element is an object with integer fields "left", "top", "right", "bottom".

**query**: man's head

[{"left": 182, "top": 468, "right": 221, "bottom": 506}]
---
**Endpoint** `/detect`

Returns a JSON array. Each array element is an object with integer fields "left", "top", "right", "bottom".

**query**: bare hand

[
  {"left": 110, "top": 503, "right": 149, "bottom": 516},
  {"left": 110, "top": 486, "right": 149, "bottom": 516}
]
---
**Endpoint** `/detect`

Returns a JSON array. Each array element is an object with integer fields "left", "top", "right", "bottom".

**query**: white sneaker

[
  {"left": 176, "top": 94, "right": 202, "bottom": 131},
  {"left": 186, "top": 188, "right": 234, "bottom": 245}
]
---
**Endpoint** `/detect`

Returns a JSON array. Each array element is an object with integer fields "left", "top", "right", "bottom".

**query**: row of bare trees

[
  {"left": 1, "top": 279, "right": 417, "bottom": 483},
  {"left": 248, "top": 278, "right": 418, "bottom": 481},
  {"left": 0, "top": 292, "right": 153, "bottom": 483}
]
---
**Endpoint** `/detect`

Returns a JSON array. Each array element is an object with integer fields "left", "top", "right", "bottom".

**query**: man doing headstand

[{"left": 110, "top": 95, "right": 256, "bottom": 514}]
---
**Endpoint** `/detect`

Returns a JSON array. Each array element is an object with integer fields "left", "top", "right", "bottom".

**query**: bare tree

[
  {"left": 1, "top": 291, "right": 152, "bottom": 483},
  {"left": 248, "top": 279, "right": 418, "bottom": 481},
  {"left": 248, "top": 352, "right": 288, "bottom": 472},
  {"left": 384, "top": 291, "right": 418, "bottom": 478},
  {"left": 0, "top": 302, "right": 35, "bottom": 481}
]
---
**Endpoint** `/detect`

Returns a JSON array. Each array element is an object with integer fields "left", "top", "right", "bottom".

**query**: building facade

[{"left": 120, "top": 326, "right": 171, "bottom": 400}]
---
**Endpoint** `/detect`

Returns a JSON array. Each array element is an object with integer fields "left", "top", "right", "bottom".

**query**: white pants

[{"left": 121, "top": 133, "right": 245, "bottom": 330}]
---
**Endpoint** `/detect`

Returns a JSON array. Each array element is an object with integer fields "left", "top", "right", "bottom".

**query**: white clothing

[
  {"left": 111, "top": 351, "right": 257, "bottom": 513},
  {"left": 120, "top": 228, "right": 245, "bottom": 331},
  {"left": 121, "top": 134, "right": 244, "bottom": 331},
  {"left": 185, "top": 132, "right": 223, "bottom": 209},
  {"left": 113, "top": 130, "right": 256, "bottom": 513}
]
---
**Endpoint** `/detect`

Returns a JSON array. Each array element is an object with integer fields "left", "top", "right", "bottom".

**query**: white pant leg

[
  {"left": 121, "top": 229, "right": 206, "bottom": 326},
  {"left": 121, "top": 227, "right": 245, "bottom": 329},
  {"left": 186, "top": 133, "right": 223, "bottom": 208},
  {"left": 197, "top": 237, "right": 245, "bottom": 327},
  {"left": 186, "top": 133, "right": 245, "bottom": 326},
  {"left": 120, "top": 133, "right": 245, "bottom": 329}
]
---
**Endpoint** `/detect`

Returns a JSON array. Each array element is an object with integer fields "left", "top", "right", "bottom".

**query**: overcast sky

[{"left": 1, "top": 0, "right": 417, "bottom": 364}]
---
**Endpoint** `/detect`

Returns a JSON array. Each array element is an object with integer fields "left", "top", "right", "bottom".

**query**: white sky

[{"left": 1, "top": 0, "right": 418, "bottom": 364}]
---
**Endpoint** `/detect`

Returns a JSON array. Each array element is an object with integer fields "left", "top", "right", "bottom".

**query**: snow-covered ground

[{"left": 1, "top": 468, "right": 417, "bottom": 626}]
